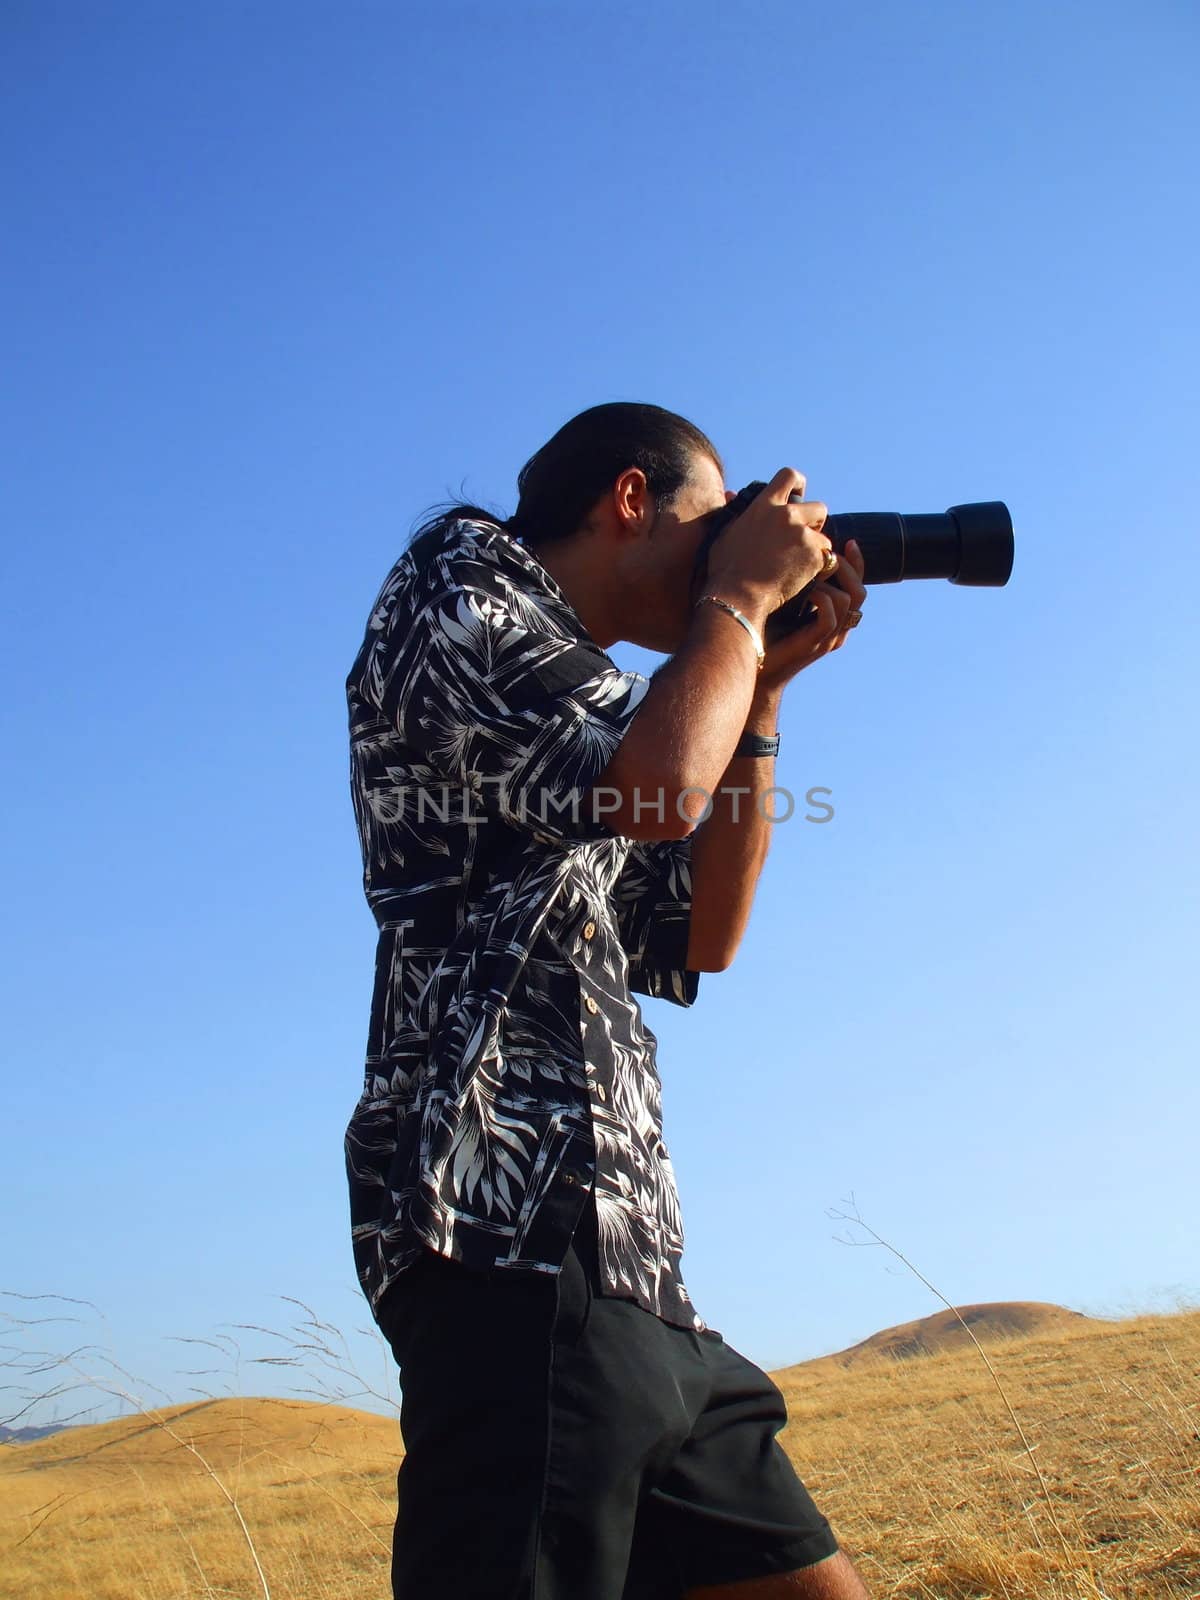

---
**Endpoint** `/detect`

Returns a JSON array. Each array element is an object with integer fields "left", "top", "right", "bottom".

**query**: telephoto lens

[{"left": 692, "top": 482, "right": 1014, "bottom": 640}]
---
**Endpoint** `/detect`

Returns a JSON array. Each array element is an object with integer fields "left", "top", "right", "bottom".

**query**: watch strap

[{"left": 733, "top": 731, "right": 781, "bottom": 758}]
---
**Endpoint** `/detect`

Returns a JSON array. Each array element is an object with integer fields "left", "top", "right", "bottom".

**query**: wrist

[
  {"left": 698, "top": 578, "right": 772, "bottom": 632},
  {"left": 692, "top": 592, "right": 766, "bottom": 674},
  {"left": 746, "top": 683, "right": 783, "bottom": 732}
]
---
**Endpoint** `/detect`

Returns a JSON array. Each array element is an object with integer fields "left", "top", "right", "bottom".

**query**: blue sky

[{"left": 3, "top": 0, "right": 1197, "bottom": 1421}]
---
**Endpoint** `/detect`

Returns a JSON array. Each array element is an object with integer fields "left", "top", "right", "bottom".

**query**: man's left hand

[{"left": 755, "top": 537, "right": 867, "bottom": 695}]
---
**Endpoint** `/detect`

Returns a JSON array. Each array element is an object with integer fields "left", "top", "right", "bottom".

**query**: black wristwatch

[{"left": 733, "top": 731, "right": 781, "bottom": 758}]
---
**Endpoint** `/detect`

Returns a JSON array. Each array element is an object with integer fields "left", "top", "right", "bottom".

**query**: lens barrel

[{"left": 821, "top": 502, "right": 1014, "bottom": 587}]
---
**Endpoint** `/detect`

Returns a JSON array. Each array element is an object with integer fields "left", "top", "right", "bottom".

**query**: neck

[{"left": 525, "top": 533, "right": 623, "bottom": 649}]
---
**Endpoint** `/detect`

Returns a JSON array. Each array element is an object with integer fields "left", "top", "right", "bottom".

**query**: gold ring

[
  {"left": 818, "top": 548, "right": 839, "bottom": 578},
  {"left": 845, "top": 608, "right": 863, "bottom": 628}
]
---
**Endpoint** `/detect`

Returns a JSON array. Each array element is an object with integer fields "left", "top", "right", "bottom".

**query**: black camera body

[{"left": 692, "top": 482, "right": 1015, "bottom": 640}]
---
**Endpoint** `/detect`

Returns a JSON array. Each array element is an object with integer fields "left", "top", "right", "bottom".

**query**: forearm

[
  {"left": 686, "top": 685, "right": 784, "bottom": 971},
  {"left": 596, "top": 588, "right": 770, "bottom": 840}
]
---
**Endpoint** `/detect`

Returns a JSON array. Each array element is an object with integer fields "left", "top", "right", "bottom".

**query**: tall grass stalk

[{"left": 828, "top": 1194, "right": 1106, "bottom": 1599}]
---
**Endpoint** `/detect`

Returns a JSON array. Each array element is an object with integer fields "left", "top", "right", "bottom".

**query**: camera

[{"left": 692, "top": 482, "right": 1015, "bottom": 641}]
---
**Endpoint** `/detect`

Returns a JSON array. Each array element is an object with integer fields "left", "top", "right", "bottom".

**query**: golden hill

[
  {"left": 8, "top": 1395, "right": 397, "bottom": 1476},
  {"left": 2, "top": 1309, "right": 1198, "bottom": 1599},
  {"left": 789, "top": 1299, "right": 1095, "bottom": 1371}
]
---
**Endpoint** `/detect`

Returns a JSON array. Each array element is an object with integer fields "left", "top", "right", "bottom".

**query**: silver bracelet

[{"left": 695, "top": 594, "right": 765, "bottom": 671}]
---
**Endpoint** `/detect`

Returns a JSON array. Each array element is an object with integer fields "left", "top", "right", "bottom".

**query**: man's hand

[
  {"left": 755, "top": 534, "right": 867, "bottom": 696},
  {"left": 703, "top": 467, "right": 835, "bottom": 620}
]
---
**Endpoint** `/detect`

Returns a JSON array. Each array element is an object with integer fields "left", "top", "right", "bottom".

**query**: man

[{"left": 345, "top": 402, "right": 871, "bottom": 1598}]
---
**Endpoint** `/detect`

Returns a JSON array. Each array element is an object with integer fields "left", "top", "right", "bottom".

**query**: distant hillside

[
  {"left": 0, "top": 1395, "right": 394, "bottom": 1473},
  {"left": 0, "top": 1422, "right": 70, "bottom": 1445},
  {"left": 791, "top": 1300, "right": 1095, "bottom": 1372}
]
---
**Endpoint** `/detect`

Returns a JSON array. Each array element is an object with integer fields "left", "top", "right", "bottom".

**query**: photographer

[{"left": 345, "top": 402, "right": 871, "bottom": 1598}]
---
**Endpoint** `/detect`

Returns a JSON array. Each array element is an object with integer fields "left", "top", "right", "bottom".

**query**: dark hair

[{"left": 406, "top": 402, "right": 722, "bottom": 555}]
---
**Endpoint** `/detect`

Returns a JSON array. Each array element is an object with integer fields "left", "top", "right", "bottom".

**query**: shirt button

[
  {"left": 584, "top": 995, "right": 600, "bottom": 1015},
  {"left": 582, "top": 919, "right": 597, "bottom": 940},
  {"left": 596, "top": 1084, "right": 607, "bottom": 1102}
]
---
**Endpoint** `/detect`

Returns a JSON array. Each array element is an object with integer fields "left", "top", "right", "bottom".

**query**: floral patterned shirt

[{"left": 344, "top": 517, "right": 705, "bottom": 1331}]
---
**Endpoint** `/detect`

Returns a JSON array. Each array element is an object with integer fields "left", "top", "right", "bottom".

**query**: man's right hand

[{"left": 702, "top": 467, "right": 833, "bottom": 622}]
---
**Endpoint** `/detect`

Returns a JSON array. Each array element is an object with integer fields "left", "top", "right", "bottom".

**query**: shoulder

[
  {"left": 407, "top": 517, "right": 542, "bottom": 586},
  {"left": 379, "top": 519, "right": 608, "bottom": 663},
  {"left": 374, "top": 519, "right": 559, "bottom": 621}
]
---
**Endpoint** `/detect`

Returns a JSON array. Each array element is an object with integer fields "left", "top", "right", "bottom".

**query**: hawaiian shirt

[{"left": 344, "top": 516, "right": 706, "bottom": 1332}]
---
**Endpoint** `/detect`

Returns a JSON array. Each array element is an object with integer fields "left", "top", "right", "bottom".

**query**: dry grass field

[
  {"left": 1, "top": 1307, "right": 1197, "bottom": 1600},
  {"left": 774, "top": 1308, "right": 1200, "bottom": 1598}
]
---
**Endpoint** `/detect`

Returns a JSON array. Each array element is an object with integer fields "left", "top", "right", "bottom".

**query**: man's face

[{"left": 632, "top": 450, "right": 733, "bottom": 653}]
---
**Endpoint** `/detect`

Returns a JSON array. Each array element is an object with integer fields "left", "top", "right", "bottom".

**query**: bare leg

[{"left": 686, "top": 1549, "right": 870, "bottom": 1600}]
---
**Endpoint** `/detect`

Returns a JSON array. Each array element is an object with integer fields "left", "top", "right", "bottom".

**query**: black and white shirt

[{"left": 344, "top": 517, "right": 706, "bottom": 1332}]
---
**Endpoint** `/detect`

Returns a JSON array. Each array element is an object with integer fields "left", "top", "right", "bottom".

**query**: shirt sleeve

[
  {"left": 614, "top": 835, "right": 700, "bottom": 1008},
  {"left": 362, "top": 535, "right": 647, "bottom": 847}
]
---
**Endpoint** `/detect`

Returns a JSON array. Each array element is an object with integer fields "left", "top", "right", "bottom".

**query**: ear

[{"left": 612, "top": 467, "right": 652, "bottom": 537}]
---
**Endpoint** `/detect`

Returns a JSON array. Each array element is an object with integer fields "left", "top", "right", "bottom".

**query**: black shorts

[{"left": 376, "top": 1188, "right": 839, "bottom": 1598}]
